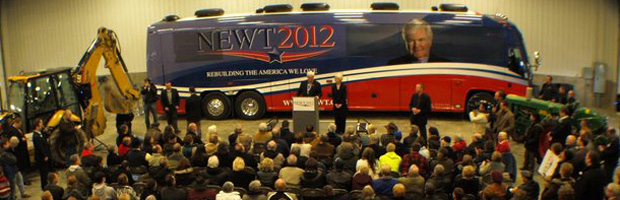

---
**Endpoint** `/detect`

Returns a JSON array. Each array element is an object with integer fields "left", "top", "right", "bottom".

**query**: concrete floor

[{"left": 19, "top": 109, "right": 620, "bottom": 199}]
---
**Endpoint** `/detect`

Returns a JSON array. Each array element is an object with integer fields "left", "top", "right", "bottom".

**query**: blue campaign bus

[{"left": 146, "top": 3, "right": 534, "bottom": 119}]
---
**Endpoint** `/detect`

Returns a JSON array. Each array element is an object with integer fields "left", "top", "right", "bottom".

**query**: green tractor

[{"left": 506, "top": 94, "right": 607, "bottom": 142}]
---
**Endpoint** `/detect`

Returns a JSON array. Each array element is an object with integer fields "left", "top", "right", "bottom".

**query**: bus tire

[
  {"left": 466, "top": 92, "right": 494, "bottom": 118},
  {"left": 202, "top": 92, "right": 232, "bottom": 120},
  {"left": 235, "top": 91, "right": 266, "bottom": 120}
]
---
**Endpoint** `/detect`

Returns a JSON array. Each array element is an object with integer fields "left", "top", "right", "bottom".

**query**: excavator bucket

[{"left": 103, "top": 77, "right": 134, "bottom": 114}]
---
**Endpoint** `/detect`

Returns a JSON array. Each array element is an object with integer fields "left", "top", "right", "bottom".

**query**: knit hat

[
  {"left": 394, "top": 131, "right": 403, "bottom": 141},
  {"left": 491, "top": 170, "right": 503, "bottom": 183}
]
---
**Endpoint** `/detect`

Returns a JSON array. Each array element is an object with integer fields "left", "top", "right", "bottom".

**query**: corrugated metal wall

[{"left": 1, "top": 0, "right": 618, "bottom": 80}]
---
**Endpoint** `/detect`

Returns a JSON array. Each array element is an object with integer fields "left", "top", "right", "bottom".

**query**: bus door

[{"left": 348, "top": 75, "right": 401, "bottom": 111}]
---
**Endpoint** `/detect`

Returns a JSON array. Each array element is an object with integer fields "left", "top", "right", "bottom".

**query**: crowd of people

[
  {"left": 14, "top": 109, "right": 620, "bottom": 200},
  {"left": 0, "top": 74, "right": 617, "bottom": 200}
]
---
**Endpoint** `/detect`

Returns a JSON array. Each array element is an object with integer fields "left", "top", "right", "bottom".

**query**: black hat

[
  {"left": 385, "top": 122, "right": 398, "bottom": 132},
  {"left": 442, "top": 136, "right": 452, "bottom": 144}
]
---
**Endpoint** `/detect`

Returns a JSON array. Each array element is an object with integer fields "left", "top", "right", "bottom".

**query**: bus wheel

[
  {"left": 466, "top": 92, "right": 494, "bottom": 117},
  {"left": 202, "top": 92, "right": 231, "bottom": 120},
  {"left": 235, "top": 91, "right": 266, "bottom": 120}
]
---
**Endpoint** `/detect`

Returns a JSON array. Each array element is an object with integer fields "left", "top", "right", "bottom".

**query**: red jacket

[
  {"left": 81, "top": 149, "right": 93, "bottom": 157},
  {"left": 452, "top": 141, "right": 467, "bottom": 152},
  {"left": 496, "top": 140, "right": 511, "bottom": 153},
  {"left": 118, "top": 144, "right": 130, "bottom": 157}
]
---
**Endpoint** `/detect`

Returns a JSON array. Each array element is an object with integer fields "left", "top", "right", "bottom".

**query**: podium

[{"left": 292, "top": 96, "right": 320, "bottom": 133}]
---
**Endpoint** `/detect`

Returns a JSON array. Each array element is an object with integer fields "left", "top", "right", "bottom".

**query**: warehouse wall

[{"left": 1, "top": 0, "right": 619, "bottom": 108}]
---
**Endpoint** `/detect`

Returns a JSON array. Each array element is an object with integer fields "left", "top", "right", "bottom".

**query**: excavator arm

[{"left": 73, "top": 27, "right": 140, "bottom": 138}]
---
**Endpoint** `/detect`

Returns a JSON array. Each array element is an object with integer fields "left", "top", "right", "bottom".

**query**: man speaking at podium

[{"left": 296, "top": 71, "right": 322, "bottom": 97}]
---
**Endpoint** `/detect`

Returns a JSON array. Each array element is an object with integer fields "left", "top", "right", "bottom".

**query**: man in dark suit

[
  {"left": 32, "top": 118, "right": 50, "bottom": 190},
  {"left": 409, "top": 84, "right": 431, "bottom": 145},
  {"left": 185, "top": 87, "right": 202, "bottom": 133},
  {"left": 575, "top": 151, "right": 606, "bottom": 200},
  {"left": 600, "top": 127, "right": 619, "bottom": 183},
  {"left": 538, "top": 75, "right": 556, "bottom": 101},
  {"left": 296, "top": 71, "right": 322, "bottom": 97},
  {"left": 388, "top": 18, "right": 449, "bottom": 65},
  {"left": 6, "top": 118, "right": 29, "bottom": 174},
  {"left": 161, "top": 82, "right": 180, "bottom": 132},
  {"left": 550, "top": 106, "right": 572, "bottom": 145}
]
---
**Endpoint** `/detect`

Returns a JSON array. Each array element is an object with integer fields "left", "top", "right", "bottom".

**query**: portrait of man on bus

[{"left": 388, "top": 18, "right": 449, "bottom": 65}]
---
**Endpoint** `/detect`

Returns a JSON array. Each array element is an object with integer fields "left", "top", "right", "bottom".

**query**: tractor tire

[{"left": 49, "top": 129, "right": 86, "bottom": 167}]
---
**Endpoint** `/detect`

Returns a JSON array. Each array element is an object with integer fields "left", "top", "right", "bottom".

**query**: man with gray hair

[
  {"left": 397, "top": 165, "right": 425, "bottom": 199},
  {"left": 296, "top": 71, "right": 322, "bottom": 97},
  {"left": 216, "top": 181, "right": 241, "bottom": 200},
  {"left": 229, "top": 124, "right": 243, "bottom": 148},
  {"left": 388, "top": 18, "right": 448, "bottom": 65},
  {"left": 244, "top": 180, "right": 267, "bottom": 200},
  {"left": 278, "top": 155, "right": 304, "bottom": 187},
  {"left": 205, "top": 155, "right": 230, "bottom": 186},
  {"left": 254, "top": 122, "right": 273, "bottom": 151},
  {"left": 269, "top": 127, "right": 290, "bottom": 157},
  {"left": 65, "top": 154, "right": 91, "bottom": 189},
  {"left": 261, "top": 141, "right": 285, "bottom": 169}
]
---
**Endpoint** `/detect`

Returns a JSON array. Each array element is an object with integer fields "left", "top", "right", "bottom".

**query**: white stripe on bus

[{"left": 157, "top": 62, "right": 520, "bottom": 90}]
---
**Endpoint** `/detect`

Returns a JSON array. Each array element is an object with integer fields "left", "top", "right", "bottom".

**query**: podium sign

[{"left": 292, "top": 96, "right": 320, "bottom": 133}]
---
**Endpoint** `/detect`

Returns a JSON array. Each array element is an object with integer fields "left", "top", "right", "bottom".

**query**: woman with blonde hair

[
  {"left": 453, "top": 165, "right": 480, "bottom": 197},
  {"left": 352, "top": 165, "right": 373, "bottom": 190},
  {"left": 230, "top": 157, "right": 255, "bottom": 190},
  {"left": 257, "top": 158, "right": 278, "bottom": 188},
  {"left": 361, "top": 185, "right": 379, "bottom": 200},
  {"left": 332, "top": 73, "right": 348, "bottom": 134}
]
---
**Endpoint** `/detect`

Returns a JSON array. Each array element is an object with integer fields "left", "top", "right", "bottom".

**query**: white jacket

[
  {"left": 469, "top": 111, "right": 488, "bottom": 134},
  {"left": 216, "top": 191, "right": 241, "bottom": 200}
]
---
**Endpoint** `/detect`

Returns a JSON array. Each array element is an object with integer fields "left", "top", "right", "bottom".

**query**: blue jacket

[
  {"left": 372, "top": 177, "right": 398, "bottom": 196},
  {"left": 502, "top": 152, "right": 517, "bottom": 181}
]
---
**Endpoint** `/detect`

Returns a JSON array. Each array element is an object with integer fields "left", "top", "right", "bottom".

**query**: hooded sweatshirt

[
  {"left": 92, "top": 183, "right": 117, "bottom": 200},
  {"left": 379, "top": 152, "right": 402, "bottom": 172}
]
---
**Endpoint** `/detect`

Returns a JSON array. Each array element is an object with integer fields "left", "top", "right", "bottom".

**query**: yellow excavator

[{"left": 1, "top": 27, "right": 139, "bottom": 165}]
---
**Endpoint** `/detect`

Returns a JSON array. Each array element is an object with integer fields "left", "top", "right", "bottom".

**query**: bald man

[
  {"left": 372, "top": 165, "right": 399, "bottom": 196},
  {"left": 565, "top": 135, "right": 577, "bottom": 150},
  {"left": 267, "top": 179, "right": 298, "bottom": 200},
  {"left": 409, "top": 83, "right": 432, "bottom": 144},
  {"left": 296, "top": 71, "right": 322, "bottom": 97}
]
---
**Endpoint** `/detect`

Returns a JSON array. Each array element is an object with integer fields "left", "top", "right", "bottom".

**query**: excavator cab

[{"left": 6, "top": 67, "right": 82, "bottom": 132}]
